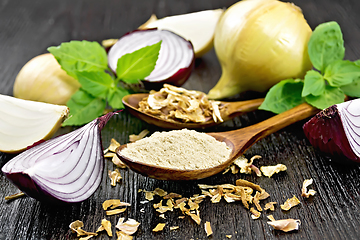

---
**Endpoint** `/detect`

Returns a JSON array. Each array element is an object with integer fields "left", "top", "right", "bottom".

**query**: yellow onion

[
  {"left": 208, "top": 0, "right": 312, "bottom": 99},
  {"left": 13, "top": 53, "right": 80, "bottom": 105}
]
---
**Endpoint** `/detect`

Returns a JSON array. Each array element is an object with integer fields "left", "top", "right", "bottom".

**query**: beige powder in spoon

[{"left": 120, "top": 129, "right": 231, "bottom": 170}]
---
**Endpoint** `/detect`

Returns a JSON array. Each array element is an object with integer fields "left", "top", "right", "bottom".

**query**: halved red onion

[
  {"left": 303, "top": 99, "right": 360, "bottom": 163},
  {"left": 108, "top": 29, "right": 195, "bottom": 89},
  {"left": 1, "top": 112, "right": 116, "bottom": 203}
]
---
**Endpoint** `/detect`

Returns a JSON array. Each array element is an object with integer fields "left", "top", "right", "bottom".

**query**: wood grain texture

[{"left": 1, "top": 0, "right": 360, "bottom": 239}]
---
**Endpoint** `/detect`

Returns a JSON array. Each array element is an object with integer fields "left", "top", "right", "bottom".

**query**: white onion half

[
  {"left": 1, "top": 112, "right": 115, "bottom": 203},
  {"left": 108, "top": 29, "right": 195, "bottom": 87},
  {"left": 0, "top": 94, "right": 69, "bottom": 153}
]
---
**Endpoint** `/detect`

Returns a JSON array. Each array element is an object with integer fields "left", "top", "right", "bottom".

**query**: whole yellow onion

[
  {"left": 208, "top": 0, "right": 313, "bottom": 99},
  {"left": 13, "top": 53, "right": 80, "bottom": 105}
]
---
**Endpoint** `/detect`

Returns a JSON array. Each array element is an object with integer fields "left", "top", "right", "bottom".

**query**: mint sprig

[
  {"left": 260, "top": 21, "right": 360, "bottom": 114},
  {"left": 47, "top": 40, "right": 161, "bottom": 126}
]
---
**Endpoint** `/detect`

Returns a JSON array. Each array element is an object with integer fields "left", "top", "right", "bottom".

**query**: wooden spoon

[
  {"left": 122, "top": 93, "right": 264, "bottom": 129},
  {"left": 116, "top": 103, "right": 320, "bottom": 181}
]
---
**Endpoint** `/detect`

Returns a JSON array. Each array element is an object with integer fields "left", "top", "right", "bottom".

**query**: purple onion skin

[
  {"left": 303, "top": 105, "right": 360, "bottom": 163},
  {"left": 3, "top": 172, "right": 64, "bottom": 204},
  {"left": 2, "top": 112, "right": 116, "bottom": 204},
  {"left": 109, "top": 28, "right": 195, "bottom": 90}
]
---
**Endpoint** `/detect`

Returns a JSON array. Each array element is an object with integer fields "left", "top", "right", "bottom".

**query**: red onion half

[
  {"left": 1, "top": 112, "right": 116, "bottom": 203},
  {"left": 108, "top": 29, "right": 195, "bottom": 89},
  {"left": 303, "top": 99, "right": 360, "bottom": 163}
]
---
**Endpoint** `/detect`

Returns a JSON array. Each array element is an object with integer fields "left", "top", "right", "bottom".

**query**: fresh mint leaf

[
  {"left": 259, "top": 79, "right": 304, "bottom": 114},
  {"left": 76, "top": 71, "right": 114, "bottom": 99},
  {"left": 63, "top": 89, "right": 106, "bottom": 126},
  {"left": 302, "top": 70, "right": 325, "bottom": 97},
  {"left": 305, "top": 85, "right": 345, "bottom": 110},
  {"left": 48, "top": 40, "right": 108, "bottom": 79},
  {"left": 341, "top": 79, "right": 360, "bottom": 97},
  {"left": 107, "top": 87, "right": 130, "bottom": 109},
  {"left": 116, "top": 41, "right": 162, "bottom": 83},
  {"left": 324, "top": 60, "right": 360, "bottom": 87},
  {"left": 307, "top": 21, "right": 345, "bottom": 73}
]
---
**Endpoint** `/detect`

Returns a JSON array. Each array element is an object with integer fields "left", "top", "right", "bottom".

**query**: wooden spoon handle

[
  {"left": 222, "top": 98, "right": 264, "bottom": 120},
  {"left": 224, "top": 103, "right": 320, "bottom": 154},
  {"left": 250, "top": 102, "right": 320, "bottom": 140}
]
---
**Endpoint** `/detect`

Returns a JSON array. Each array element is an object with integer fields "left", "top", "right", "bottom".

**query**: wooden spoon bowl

[
  {"left": 122, "top": 93, "right": 264, "bottom": 129},
  {"left": 116, "top": 103, "right": 320, "bottom": 181}
]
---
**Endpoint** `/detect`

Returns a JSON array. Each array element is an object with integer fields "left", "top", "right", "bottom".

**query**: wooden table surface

[{"left": 1, "top": 0, "right": 360, "bottom": 239}]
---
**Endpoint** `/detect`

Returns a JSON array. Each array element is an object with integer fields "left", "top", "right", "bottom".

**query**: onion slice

[
  {"left": 303, "top": 99, "right": 360, "bottom": 162},
  {"left": 0, "top": 94, "right": 69, "bottom": 153},
  {"left": 1, "top": 112, "right": 116, "bottom": 203},
  {"left": 108, "top": 29, "right": 195, "bottom": 88}
]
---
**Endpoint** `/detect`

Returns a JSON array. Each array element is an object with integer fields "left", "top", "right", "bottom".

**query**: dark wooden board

[{"left": 1, "top": 0, "right": 360, "bottom": 239}]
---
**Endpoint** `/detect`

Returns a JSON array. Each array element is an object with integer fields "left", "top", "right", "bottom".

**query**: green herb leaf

[
  {"left": 116, "top": 41, "right": 162, "bottom": 83},
  {"left": 76, "top": 71, "right": 114, "bottom": 99},
  {"left": 341, "top": 79, "right": 360, "bottom": 97},
  {"left": 324, "top": 60, "right": 360, "bottom": 87},
  {"left": 48, "top": 40, "right": 108, "bottom": 79},
  {"left": 302, "top": 70, "right": 325, "bottom": 97},
  {"left": 307, "top": 21, "right": 345, "bottom": 73},
  {"left": 259, "top": 79, "right": 304, "bottom": 114},
  {"left": 107, "top": 87, "right": 130, "bottom": 109},
  {"left": 63, "top": 89, "right": 106, "bottom": 126},
  {"left": 305, "top": 85, "right": 345, "bottom": 110}
]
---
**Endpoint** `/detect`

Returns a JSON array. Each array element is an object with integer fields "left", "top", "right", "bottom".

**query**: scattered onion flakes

[
  {"left": 142, "top": 179, "right": 273, "bottom": 235},
  {"left": 138, "top": 84, "right": 225, "bottom": 123},
  {"left": 140, "top": 188, "right": 168, "bottom": 201},
  {"left": 106, "top": 208, "right": 127, "bottom": 216},
  {"left": 104, "top": 138, "right": 127, "bottom": 168},
  {"left": 116, "top": 230, "right": 133, "bottom": 240},
  {"left": 280, "top": 196, "right": 301, "bottom": 211},
  {"left": 264, "top": 202, "right": 277, "bottom": 211},
  {"left": 129, "top": 129, "right": 149, "bottom": 142},
  {"left": 109, "top": 169, "right": 122, "bottom": 186},
  {"left": 260, "top": 164, "right": 287, "bottom": 177},
  {"left": 250, "top": 207, "right": 261, "bottom": 219},
  {"left": 153, "top": 223, "right": 166, "bottom": 232},
  {"left": 267, "top": 215, "right": 276, "bottom": 222},
  {"left": 102, "top": 199, "right": 131, "bottom": 210},
  {"left": 4, "top": 192, "right": 25, "bottom": 201},
  {"left": 97, "top": 219, "right": 113, "bottom": 237},
  {"left": 170, "top": 226, "right": 179, "bottom": 230},
  {"left": 153, "top": 199, "right": 174, "bottom": 213},
  {"left": 116, "top": 218, "right": 141, "bottom": 235},
  {"left": 267, "top": 218, "right": 301, "bottom": 232},
  {"left": 301, "top": 178, "right": 316, "bottom": 198},
  {"left": 223, "top": 155, "right": 261, "bottom": 176},
  {"left": 199, "top": 179, "right": 269, "bottom": 220},
  {"left": 69, "top": 220, "right": 97, "bottom": 238},
  {"left": 204, "top": 221, "right": 213, "bottom": 236}
]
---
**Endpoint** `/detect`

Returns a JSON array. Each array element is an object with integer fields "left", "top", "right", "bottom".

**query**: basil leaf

[
  {"left": 302, "top": 70, "right": 325, "bottom": 97},
  {"left": 259, "top": 79, "right": 304, "bottom": 114},
  {"left": 305, "top": 85, "right": 345, "bottom": 110},
  {"left": 107, "top": 87, "right": 130, "bottom": 109},
  {"left": 76, "top": 71, "right": 114, "bottom": 99},
  {"left": 116, "top": 41, "right": 162, "bottom": 83},
  {"left": 324, "top": 60, "right": 360, "bottom": 87},
  {"left": 48, "top": 40, "right": 108, "bottom": 79},
  {"left": 341, "top": 78, "right": 360, "bottom": 97},
  {"left": 63, "top": 89, "right": 106, "bottom": 126},
  {"left": 307, "top": 21, "right": 345, "bottom": 73}
]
